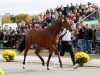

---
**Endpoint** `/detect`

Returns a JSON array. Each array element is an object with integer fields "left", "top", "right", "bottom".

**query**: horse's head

[{"left": 61, "top": 17, "right": 72, "bottom": 29}]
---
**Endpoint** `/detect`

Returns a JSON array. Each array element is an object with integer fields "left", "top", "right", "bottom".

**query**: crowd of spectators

[{"left": 0, "top": 2, "right": 100, "bottom": 54}]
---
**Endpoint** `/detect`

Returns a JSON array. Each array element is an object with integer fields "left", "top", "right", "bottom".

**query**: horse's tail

[{"left": 17, "top": 36, "right": 26, "bottom": 53}]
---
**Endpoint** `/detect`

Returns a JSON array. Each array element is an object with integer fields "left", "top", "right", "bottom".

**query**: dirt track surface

[{"left": 0, "top": 61, "right": 100, "bottom": 75}]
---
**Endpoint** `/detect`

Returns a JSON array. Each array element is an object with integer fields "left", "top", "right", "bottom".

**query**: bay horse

[{"left": 17, "top": 17, "right": 72, "bottom": 70}]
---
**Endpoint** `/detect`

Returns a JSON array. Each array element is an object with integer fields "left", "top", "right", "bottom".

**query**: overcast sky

[{"left": 0, "top": 0, "right": 99, "bottom": 15}]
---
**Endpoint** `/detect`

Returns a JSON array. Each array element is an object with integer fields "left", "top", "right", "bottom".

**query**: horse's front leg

[
  {"left": 55, "top": 48, "right": 63, "bottom": 68},
  {"left": 23, "top": 41, "right": 32, "bottom": 69},
  {"left": 53, "top": 45, "right": 63, "bottom": 68},
  {"left": 23, "top": 49, "right": 28, "bottom": 69},
  {"left": 35, "top": 46, "right": 45, "bottom": 66},
  {"left": 47, "top": 49, "right": 53, "bottom": 70}
]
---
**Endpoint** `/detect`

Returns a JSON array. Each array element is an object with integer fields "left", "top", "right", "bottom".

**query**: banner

[{"left": 83, "top": 20, "right": 99, "bottom": 26}]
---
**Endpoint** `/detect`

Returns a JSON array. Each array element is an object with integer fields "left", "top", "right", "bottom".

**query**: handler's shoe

[{"left": 73, "top": 64, "right": 79, "bottom": 69}]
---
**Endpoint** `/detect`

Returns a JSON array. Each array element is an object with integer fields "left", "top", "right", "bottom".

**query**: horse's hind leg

[
  {"left": 23, "top": 42, "right": 32, "bottom": 69},
  {"left": 23, "top": 49, "right": 28, "bottom": 69},
  {"left": 35, "top": 45, "right": 45, "bottom": 66}
]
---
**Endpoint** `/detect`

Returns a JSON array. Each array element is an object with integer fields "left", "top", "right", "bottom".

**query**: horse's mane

[
  {"left": 30, "top": 18, "right": 62, "bottom": 32},
  {"left": 45, "top": 18, "right": 62, "bottom": 31}
]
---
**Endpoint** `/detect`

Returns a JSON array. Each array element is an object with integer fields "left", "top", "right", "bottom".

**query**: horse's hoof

[
  {"left": 23, "top": 67, "right": 25, "bottom": 69},
  {"left": 23, "top": 65, "right": 25, "bottom": 69},
  {"left": 42, "top": 62, "right": 45, "bottom": 66},
  {"left": 60, "top": 64, "right": 63, "bottom": 68},
  {"left": 47, "top": 68, "right": 50, "bottom": 70}
]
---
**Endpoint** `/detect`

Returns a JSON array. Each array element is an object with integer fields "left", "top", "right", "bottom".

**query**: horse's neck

[
  {"left": 47, "top": 20, "right": 62, "bottom": 35},
  {"left": 53, "top": 21, "right": 62, "bottom": 34}
]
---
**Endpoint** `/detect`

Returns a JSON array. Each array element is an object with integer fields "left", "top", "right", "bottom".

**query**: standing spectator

[
  {"left": 70, "top": 13, "right": 76, "bottom": 21},
  {"left": 0, "top": 26, "right": 3, "bottom": 41},
  {"left": 71, "top": 24, "right": 79, "bottom": 50},
  {"left": 64, "top": 4, "right": 69, "bottom": 15},
  {"left": 51, "top": 13, "right": 56, "bottom": 24},
  {"left": 54, "top": 9, "right": 59, "bottom": 20},
  {"left": 95, "top": 25, "right": 100, "bottom": 54},
  {"left": 84, "top": 25, "right": 93, "bottom": 54},
  {"left": 41, "top": 20, "right": 48, "bottom": 28},
  {"left": 69, "top": 3, "right": 75, "bottom": 13},
  {"left": 74, "top": 13, "right": 80, "bottom": 23},
  {"left": 92, "top": 25, "right": 97, "bottom": 53},
  {"left": 75, "top": 4, "right": 79, "bottom": 10},
  {"left": 0, "top": 26, "right": 4, "bottom": 48},
  {"left": 77, "top": 24, "right": 86, "bottom": 51}
]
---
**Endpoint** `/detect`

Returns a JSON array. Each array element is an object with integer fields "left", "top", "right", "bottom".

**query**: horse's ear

[{"left": 62, "top": 19, "right": 64, "bottom": 22}]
